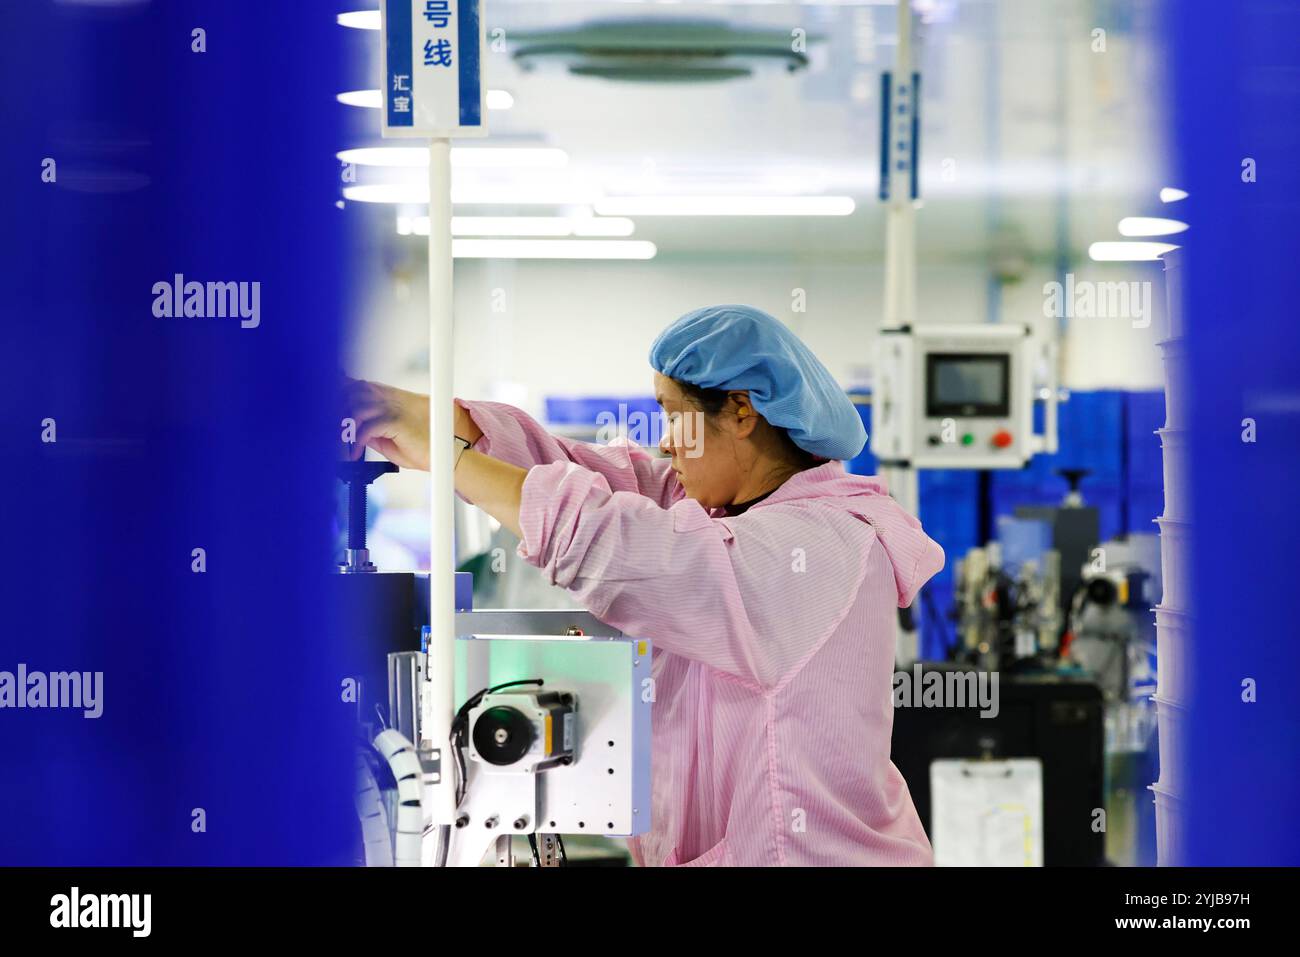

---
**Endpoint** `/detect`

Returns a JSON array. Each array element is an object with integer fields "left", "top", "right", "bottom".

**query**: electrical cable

[
  {"left": 372, "top": 728, "right": 426, "bottom": 867},
  {"left": 435, "top": 823, "right": 450, "bottom": 867}
]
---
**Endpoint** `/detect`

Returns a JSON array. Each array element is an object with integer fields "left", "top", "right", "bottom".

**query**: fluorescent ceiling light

[
  {"left": 1159, "top": 187, "right": 1189, "bottom": 203},
  {"left": 337, "top": 89, "right": 513, "bottom": 110},
  {"left": 594, "top": 196, "right": 855, "bottom": 216},
  {"left": 1118, "top": 217, "right": 1189, "bottom": 237},
  {"left": 337, "top": 89, "right": 382, "bottom": 109},
  {"left": 452, "top": 239, "right": 656, "bottom": 260},
  {"left": 343, "top": 184, "right": 600, "bottom": 205},
  {"left": 1088, "top": 241, "right": 1179, "bottom": 262},
  {"left": 337, "top": 147, "right": 567, "bottom": 169},
  {"left": 399, "top": 215, "right": 635, "bottom": 237},
  {"left": 337, "top": 11, "right": 379, "bottom": 30}
]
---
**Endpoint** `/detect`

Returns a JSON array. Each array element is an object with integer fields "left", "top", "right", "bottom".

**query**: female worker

[{"left": 345, "top": 304, "right": 944, "bottom": 867}]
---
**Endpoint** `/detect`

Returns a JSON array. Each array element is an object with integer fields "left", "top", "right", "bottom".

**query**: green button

[{"left": 961, "top": 433, "right": 975, "bottom": 446}]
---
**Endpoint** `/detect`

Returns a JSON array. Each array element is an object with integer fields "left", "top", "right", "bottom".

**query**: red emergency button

[{"left": 991, "top": 430, "right": 1014, "bottom": 448}]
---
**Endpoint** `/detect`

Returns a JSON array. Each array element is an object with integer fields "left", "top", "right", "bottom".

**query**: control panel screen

[{"left": 925, "top": 353, "right": 1010, "bottom": 417}]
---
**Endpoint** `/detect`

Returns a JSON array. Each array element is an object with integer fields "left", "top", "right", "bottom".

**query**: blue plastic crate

[
  {"left": 544, "top": 395, "right": 660, "bottom": 428},
  {"left": 1127, "top": 482, "right": 1165, "bottom": 531},
  {"left": 1125, "top": 391, "right": 1166, "bottom": 491},
  {"left": 916, "top": 470, "right": 979, "bottom": 657}
]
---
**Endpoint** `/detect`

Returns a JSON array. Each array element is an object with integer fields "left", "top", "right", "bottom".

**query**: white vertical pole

[
  {"left": 881, "top": 0, "right": 918, "bottom": 512},
  {"left": 883, "top": 0, "right": 915, "bottom": 332},
  {"left": 425, "top": 137, "right": 456, "bottom": 827},
  {"left": 882, "top": 1, "right": 920, "bottom": 666}
]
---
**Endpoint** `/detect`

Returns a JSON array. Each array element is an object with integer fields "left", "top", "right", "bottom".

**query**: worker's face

[{"left": 653, "top": 372, "right": 753, "bottom": 508}]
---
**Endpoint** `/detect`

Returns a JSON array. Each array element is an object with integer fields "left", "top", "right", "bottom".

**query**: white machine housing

[
  {"left": 443, "top": 611, "right": 652, "bottom": 867},
  {"left": 871, "top": 324, "right": 1057, "bottom": 469}
]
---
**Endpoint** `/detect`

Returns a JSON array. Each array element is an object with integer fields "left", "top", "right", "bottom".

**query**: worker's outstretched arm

[
  {"left": 343, "top": 378, "right": 681, "bottom": 508},
  {"left": 457, "top": 398, "right": 684, "bottom": 508}
]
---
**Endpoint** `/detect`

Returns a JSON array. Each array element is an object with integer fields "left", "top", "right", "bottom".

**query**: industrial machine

[
  {"left": 868, "top": 322, "right": 1059, "bottom": 668},
  {"left": 334, "top": 459, "right": 439, "bottom": 723},
  {"left": 355, "top": 611, "right": 652, "bottom": 868},
  {"left": 935, "top": 485, "right": 1159, "bottom": 865},
  {"left": 1063, "top": 540, "right": 1156, "bottom": 703},
  {"left": 446, "top": 612, "right": 650, "bottom": 867},
  {"left": 891, "top": 666, "right": 1107, "bottom": 866},
  {"left": 339, "top": 462, "right": 651, "bottom": 867},
  {"left": 951, "top": 536, "right": 1062, "bottom": 673},
  {"left": 1016, "top": 468, "right": 1101, "bottom": 626},
  {"left": 948, "top": 480, "right": 1152, "bottom": 686}
]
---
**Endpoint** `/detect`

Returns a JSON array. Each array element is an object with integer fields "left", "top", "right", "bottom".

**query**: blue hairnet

[{"left": 648, "top": 304, "right": 866, "bottom": 461}]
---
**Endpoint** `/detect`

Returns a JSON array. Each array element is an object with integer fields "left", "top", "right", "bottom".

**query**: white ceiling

[{"left": 339, "top": 0, "right": 1170, "bottom": 265}]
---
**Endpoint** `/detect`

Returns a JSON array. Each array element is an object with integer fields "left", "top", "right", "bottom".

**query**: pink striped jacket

[{"left": 458, "top": 399, "right": 944, "bottom": 867}]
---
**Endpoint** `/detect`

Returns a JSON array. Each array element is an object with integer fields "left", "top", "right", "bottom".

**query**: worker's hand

[
  {"left": 341, "top": 378, "right": 482, "bottom": 471},
  {"left": 342, "top": 378, "right": 429, "bottom": 469}
]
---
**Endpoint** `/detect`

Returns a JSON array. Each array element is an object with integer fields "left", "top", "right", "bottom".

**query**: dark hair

[{"left": 674, "top": 379, "right": 822, "bottom": 472}]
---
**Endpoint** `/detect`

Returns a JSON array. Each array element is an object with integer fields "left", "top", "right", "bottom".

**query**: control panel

[{"left": 871, "top": 324, "right": 1057, "bottom": 469}]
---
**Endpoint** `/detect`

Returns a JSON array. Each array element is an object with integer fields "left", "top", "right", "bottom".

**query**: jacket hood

[{"left": 754, "top": 462, "right": 946, "bottom": 608}]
